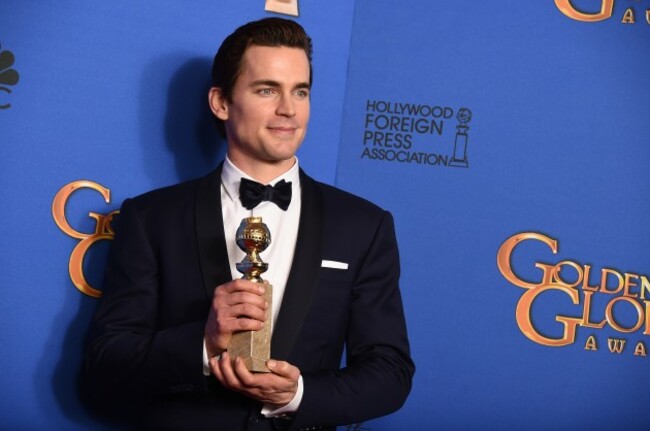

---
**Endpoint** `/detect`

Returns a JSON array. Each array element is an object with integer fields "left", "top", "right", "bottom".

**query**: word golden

[{"left": 497, "top": 232, "right": 650, "bottom": 347}]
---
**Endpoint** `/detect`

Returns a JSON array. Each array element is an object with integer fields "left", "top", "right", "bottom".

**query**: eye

[
  {"left": 257, "top": 88, "right": 276, "bottom": 96},
  {"left": 293, "top": 89, "right": 310, "bottom": 99}
]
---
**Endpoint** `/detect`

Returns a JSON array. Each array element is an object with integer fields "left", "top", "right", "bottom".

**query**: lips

[
  {"left": 267, "top": 124, "right": 300, "bottom": 136},
  {"left": 268, "top": 123, "right": 299, "bottom": 131}
]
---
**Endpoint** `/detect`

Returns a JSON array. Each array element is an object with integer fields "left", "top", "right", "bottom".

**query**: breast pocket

[{"left": 319, "top": 259, "right": 354, "bottom": 283}]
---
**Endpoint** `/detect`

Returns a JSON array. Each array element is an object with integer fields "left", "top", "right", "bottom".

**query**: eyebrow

[{"left": 250, "top": 80, "right": 311, "bottom": 90}]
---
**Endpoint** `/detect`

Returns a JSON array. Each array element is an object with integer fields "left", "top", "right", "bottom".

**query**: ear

[{"left": 208, "top": 87, "right": 229, "bottom": 121}]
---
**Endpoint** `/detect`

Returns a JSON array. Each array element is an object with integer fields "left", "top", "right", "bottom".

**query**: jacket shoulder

[
  {"left": 127, "top": 177, "right": 202, "bottom": 209},
  {"left": 315, "top": 180, "right": 387, "bottom": 219}
]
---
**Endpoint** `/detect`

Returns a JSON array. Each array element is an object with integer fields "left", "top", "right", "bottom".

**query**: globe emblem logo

[
  {"left": 0, "top": 45, "right": 20, "bottom": 110},
  {"left": 450, "top": 107, "right": 472, "bottom": 168}
]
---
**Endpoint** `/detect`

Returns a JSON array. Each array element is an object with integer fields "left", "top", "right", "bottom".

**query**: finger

[
  {"left": 218, "top": 279, "right": 267, "bottom": 296},
  {"left": 206, "top": 311, "right": 265, "bottom": 344},
  {"left": 266, "top": 359, "right": 300, "bottom": 381},
  {"left": 209, "top": 356, "right": 224, "bottom": 380},
  {"left": 217, "top": 353, "right": 243, "bottom": 389},
  {"left": 223, "top": 291, "right": 269, "bottom": 308},
  {"left": 224, "top": 302, "right": 268, "bottom": 322},
  {"left": 213, "top": 282, "right": 268, "bottom": 314},
  {"left": 232, "top": 356, "right": 258, "bottom": 387},
  {"left": 222, "top": 317, "right": 266, "bottom": 334},
  {"left": 231, "top": 361, "right": 287, "bottom": 403},
  {"left": 215, "top": 305, "right": 267, "bottom": 334}
]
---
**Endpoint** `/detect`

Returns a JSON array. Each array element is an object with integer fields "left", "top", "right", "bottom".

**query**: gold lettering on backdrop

[
  {"left": 607, "top": 338, "right": 626, "bottom": 353},
  {"left": 554, "top": 0, "right": 650, "bottom": 24},
  {"left": 634, "top": 341, "right": 647, "bottom": 356},
  {"left": 52, "top": 180, "right": 118, "bottom": 297},
  {"left": 642, "top": 276, "right": 650, "bottom": 300},
  {"left": 621, "top": 8, "right": 635, "bottom": 23},
  {"left": 584, "top": 335, "right": 598, "bottom": 351},
  {"left": 497, "top": 232, "right": 650, "bottom": 357},
  {"left": 554, "top": 0, "right": 615, "bottom": 22}
]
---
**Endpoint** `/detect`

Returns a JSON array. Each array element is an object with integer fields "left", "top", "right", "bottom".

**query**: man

[{"left": 85, "top": 17, "right": 414, "bottom": 430}]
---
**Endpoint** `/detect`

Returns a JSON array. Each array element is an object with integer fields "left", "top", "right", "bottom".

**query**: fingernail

[{"left": 267, "top": 360, "right": 276, "bottom": 368}]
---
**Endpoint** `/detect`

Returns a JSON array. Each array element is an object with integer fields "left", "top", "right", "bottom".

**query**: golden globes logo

[
  {"left": 497, "top": 232, "right": 649, "bottom": 357},
  {"left": 554, "top": 0, "right": 650, "bottom": 24},
  {"left": 52, "top": 180, "right": 118, "bottom": 298},
  {"left": 0, "top": 44, "right": 20, "bottom": 110},
  {"left": 360, "top": 100, "right": 474, "bottom": 168}
]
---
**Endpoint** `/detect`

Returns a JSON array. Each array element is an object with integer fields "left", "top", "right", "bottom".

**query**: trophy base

[
  {"left": 449, "top": 158, "right": 469, "bottom": 168},
  {"left": 226, "top": 283, "right": 273, "bottom": 373},
  {"left": 227, "top": 329, "right": 272, "bottom": 373}
]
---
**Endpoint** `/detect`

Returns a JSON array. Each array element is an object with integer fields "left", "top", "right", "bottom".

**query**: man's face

[{"left": 210, "top": 45, "right": 311, "bottom": 174}]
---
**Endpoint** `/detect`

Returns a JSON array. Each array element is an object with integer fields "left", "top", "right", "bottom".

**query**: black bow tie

[{"left": 239, "top": 177, "right": 292, "bottom": 211}]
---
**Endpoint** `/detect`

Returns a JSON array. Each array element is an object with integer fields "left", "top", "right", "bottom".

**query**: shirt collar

[{"left": 221, "top": 156, "right": 301, "bottom": 204}]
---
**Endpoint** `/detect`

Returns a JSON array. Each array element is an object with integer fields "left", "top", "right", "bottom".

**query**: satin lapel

[
  {"left": 195, "top": 164, "right": 232, "bottom": 299},
  {"left": 271, "top": 170, "right": 324, "bottom": 360}
]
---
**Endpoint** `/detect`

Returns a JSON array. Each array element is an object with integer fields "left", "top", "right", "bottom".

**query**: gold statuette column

[{"left": 227, "top": 217, "right": 273, "bottom": 372}]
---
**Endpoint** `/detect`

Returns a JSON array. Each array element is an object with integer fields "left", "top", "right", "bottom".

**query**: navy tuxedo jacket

[{"left": 85, "top": 166, "right": 414, "bottom": 430}]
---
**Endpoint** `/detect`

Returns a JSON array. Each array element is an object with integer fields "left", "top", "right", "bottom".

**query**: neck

[{"left": 227, "top": 153, "right": 296, "bottom": 184}]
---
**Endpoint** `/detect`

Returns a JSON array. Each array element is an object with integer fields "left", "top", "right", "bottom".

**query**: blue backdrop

[
  {"left": 1, "top": 1, "right": 649, "bottom": 430},
  {"left": 338, "top": 1, "right": 650, "bottom": 430}
]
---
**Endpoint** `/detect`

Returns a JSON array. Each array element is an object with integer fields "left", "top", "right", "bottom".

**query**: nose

[{"left": 276, "top": 93, "right": 295, "bottom": 117}]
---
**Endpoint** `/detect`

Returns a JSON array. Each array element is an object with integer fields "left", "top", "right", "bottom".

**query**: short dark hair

[{"left": 211, "top": 18, "right": 313, "bottom": 137}]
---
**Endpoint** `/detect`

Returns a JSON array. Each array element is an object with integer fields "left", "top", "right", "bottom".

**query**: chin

[{"left": 269, "top": 144, "right": 301, "bottom": 159}]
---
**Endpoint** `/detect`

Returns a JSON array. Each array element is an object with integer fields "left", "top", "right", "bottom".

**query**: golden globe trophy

[{"left": 227, "top": 216, "right": 273, "bottom": 372}]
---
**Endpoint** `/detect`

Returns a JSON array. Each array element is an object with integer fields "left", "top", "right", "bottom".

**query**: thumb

[{"left": 266, "top": 359, "right": 300, "bottom": 379}]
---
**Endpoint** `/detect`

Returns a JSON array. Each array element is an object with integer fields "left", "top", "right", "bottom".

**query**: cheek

[{"left": 231, "top": 111, "right": 263, "bottom": 133}]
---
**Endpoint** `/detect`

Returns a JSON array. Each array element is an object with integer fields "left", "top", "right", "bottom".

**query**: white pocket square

[{"left": 321, "top": 260, "right": 348, "bottom": 270}]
